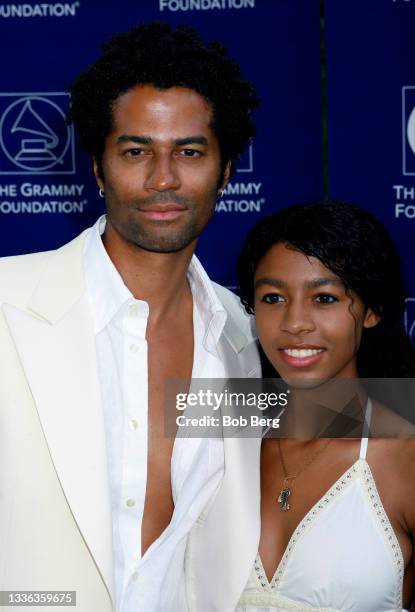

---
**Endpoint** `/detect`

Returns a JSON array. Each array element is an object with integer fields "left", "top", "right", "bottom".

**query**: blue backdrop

[
  {"left": 0, "top": 0, "right": 413, "bottom": 339},
  {"left": 0, "top": 0, "right": 323, "bottom": 287},
  {"left": 324, "top": 0, "right": 415, "bottom": 341}
]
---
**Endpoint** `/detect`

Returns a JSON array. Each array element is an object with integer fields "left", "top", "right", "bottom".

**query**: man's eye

[
  {"left": 261, "top": 293, "right": 284, "bottom": 304},
  {"left": 315, "top": 294, "right": 338, "bottom": 304},
  {"left": 125, "top": 148, "right": 146, "bottom": 157},
  {"left": 181, "top": 149, "right": 201, "bottom": 157}
]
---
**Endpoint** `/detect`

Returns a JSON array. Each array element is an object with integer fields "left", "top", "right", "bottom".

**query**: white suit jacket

[{"left": 0, "top": 229, "right": 261, "bottom": 612}]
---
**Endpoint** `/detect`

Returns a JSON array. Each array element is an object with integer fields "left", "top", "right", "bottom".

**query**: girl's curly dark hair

[
  {"left": 237, "top": 201, "right": 415, "bottom": 377},
  {"left": 67, "top": 21, "right": 259, "bottom": 179}
]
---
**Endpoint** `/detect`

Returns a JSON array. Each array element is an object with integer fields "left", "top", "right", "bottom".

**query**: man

[{"left": 0, "top": 22, "right": 260, "bottom": 612}]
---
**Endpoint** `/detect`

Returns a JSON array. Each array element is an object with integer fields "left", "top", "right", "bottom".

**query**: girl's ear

[{"left": 363, "top": 308, "right": 381, "bottom": 329}]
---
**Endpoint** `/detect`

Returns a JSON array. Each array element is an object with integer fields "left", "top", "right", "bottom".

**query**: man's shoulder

[
  {"left": 0, "top": 248, "right": 53, "bottom": 270},
  {"left": 0, "top": 229, "right": 88, "bottom": 304},
  {"left": 0, "top": 250, "right": 53, "bottom": 302},
  {"left": 211, "top": 281, "right": 255, "bottom": 341}
]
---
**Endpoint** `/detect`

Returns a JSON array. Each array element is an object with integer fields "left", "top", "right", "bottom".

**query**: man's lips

[
  {"left": 278, "top": 345, "right": 326, "bottom": 368},
  {"left": 137, "top": 203, "right": 187, "bottom": 221}
]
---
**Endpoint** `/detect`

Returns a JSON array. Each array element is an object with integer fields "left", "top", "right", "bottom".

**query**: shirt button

[
  {"left": 129, "top": 418, "right": 140, "bottom": 430},
  {"left": 126, "top": 498, "right": 136, "bottom": 508},
  {"left": 129, "top": 343, "right": 139, "bottom": 353},
  {"left": 131, "top": 571, "right": 139, "bottom": 582}
]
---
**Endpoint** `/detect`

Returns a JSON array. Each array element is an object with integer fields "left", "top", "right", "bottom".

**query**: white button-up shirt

[{"left": 83, "top": 215, "right": 229, "bottom": 611}]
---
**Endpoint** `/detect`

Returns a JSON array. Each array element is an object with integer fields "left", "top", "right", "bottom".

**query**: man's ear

[
  {"left": 93, "top": 158, "right": 104, "bottom": 191},
  {"left": 363, "top": 307, "right": 381, "bottom": 329},
  {"left": 218, "top": 160, "right": 231, "bottom": 195}
]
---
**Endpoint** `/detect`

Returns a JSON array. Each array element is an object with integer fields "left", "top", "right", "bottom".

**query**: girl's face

[{"left": 254, "top": 243, "right": 380, "bottom": 385}]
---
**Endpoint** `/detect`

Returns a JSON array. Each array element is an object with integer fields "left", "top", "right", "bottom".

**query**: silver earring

[{"left": 99, "top": 188, "right": 105, "bottom": 198}]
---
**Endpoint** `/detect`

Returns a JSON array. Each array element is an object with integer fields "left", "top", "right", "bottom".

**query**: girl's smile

[{"left": 254, "top": 243, "right": 380, "bottom": 385}]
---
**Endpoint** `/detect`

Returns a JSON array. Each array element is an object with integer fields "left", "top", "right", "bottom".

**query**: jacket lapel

[
  {"left": 216, "top": 434, "right": 261, "bottom": 611},
  {"left": 186, "top": 434, "right": 261, "bottom": 612},
  {"left": 185, "top": 311, "right": 262, "bottom": 611},
  {"left": 2, "top": 231, "right": 114, "bottom": 604}
]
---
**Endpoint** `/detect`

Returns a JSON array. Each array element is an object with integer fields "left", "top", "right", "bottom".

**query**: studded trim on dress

[
  {"left": 248, "top": 458, "right": 403, "bottom": 610},
  {"left": 238, "top": 588, "right": 340, "bottom": 611},
  {"left": 264, "top": 460, "right": 362, "bottom": 590},
  {"left": 360, "top": 461, "right": 404, "bottom": 610}
]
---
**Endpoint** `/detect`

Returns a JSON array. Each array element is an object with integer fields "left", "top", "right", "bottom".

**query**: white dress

[{"left": 236, "top": 401, "right": 406, "bottom": 612}]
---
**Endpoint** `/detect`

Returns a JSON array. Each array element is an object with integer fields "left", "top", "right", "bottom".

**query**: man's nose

[
  {"left": 280, "top": 301, "right": 316, "bottom": 335},
  {"left": 144, "top": 154, "right": 181, "bottom": 191}
]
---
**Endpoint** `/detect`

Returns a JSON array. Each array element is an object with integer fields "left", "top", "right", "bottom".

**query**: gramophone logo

[
  {"left": 402, "top": 86, "right": 415, "bottom": 176},
  {"left": 0, "top": 93, "right": 75, "bottom": 174}
]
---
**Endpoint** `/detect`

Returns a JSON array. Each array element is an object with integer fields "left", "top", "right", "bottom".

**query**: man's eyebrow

[
  {"left": 116, "top": 135, "right": 209, "bottom": 146},
  {"left": 117, "top": 134, "right": 152, "bottom": 145},
  {"left": 174, "top": 136, "right": 208, "bottom": 146},
  {"left": 254, "top": 277, "right": 344, "bottom": 290}
]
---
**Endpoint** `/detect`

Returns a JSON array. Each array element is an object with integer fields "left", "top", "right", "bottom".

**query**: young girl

[{"left": 236, "top": 201, "right": 415, "bottom": 612}]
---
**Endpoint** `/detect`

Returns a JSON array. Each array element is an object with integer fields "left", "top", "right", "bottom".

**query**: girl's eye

[
  {"left": 261, "top": 293, "right": 285, "bottom": 304},
  {"left": 315, "top": 294, "right": 338, "bottom": 305}
]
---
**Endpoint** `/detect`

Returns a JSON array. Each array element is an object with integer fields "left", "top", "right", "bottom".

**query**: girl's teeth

[{"left": 284, "top": 348, "right": 323, "bottom": 358}]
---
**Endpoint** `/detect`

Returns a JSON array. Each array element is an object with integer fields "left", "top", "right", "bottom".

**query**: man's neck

[{"left": 102, "top": 222, "right": 195, "bottom": 321}]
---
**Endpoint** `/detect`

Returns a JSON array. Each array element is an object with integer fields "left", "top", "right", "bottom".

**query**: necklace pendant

[{"left": 278, "top": 487, "right": 291, "bottom": 511}]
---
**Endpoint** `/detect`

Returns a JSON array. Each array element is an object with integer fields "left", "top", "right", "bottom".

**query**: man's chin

[
  {"left": 116, "top": 222, "right": 199, "bottom": 254},
  {"left": 130, "top": 234, "right": 197, "bottom": 253}
]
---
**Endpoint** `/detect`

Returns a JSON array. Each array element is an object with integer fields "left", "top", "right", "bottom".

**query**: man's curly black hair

[
  {"left": 237, "top": 201, "right": 415, "bottom": 377},
  {"left": 67, "top": 21, "right": 259, "bottom": 179}
]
